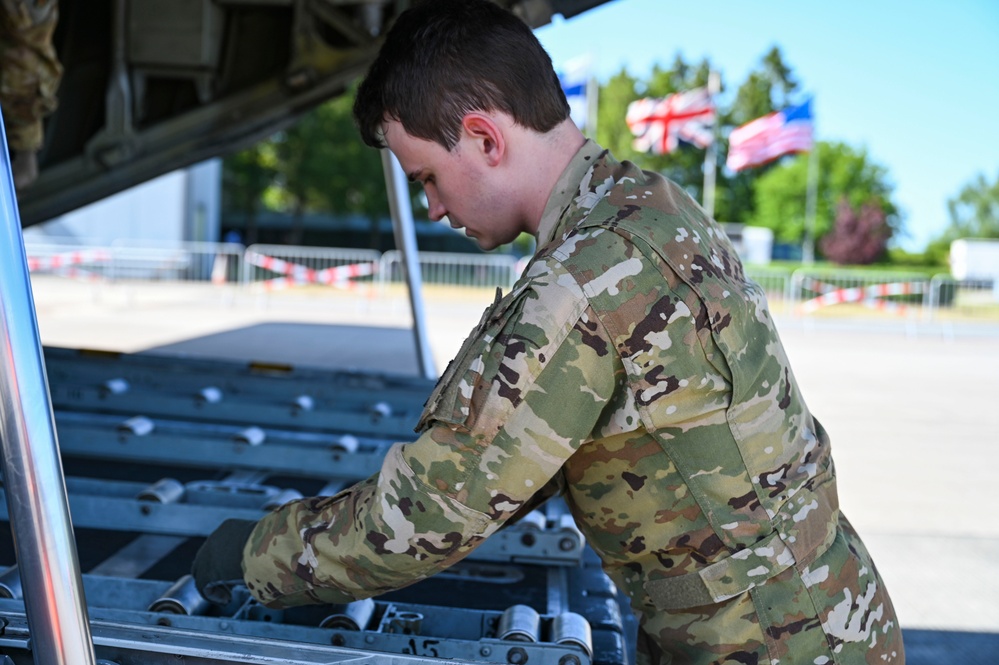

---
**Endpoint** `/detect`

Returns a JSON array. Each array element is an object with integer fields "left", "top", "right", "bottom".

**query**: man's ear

[{"left": 461, "top": 113, "right": 505, "bottom": 167}]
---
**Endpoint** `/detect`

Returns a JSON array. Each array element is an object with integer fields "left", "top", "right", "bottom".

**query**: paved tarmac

[{"left": 29, "top": 276, "right": 999, "bottom": 663}]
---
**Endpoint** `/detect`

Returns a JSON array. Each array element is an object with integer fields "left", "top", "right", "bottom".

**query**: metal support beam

[
  {"left": 381, "top": 149, "right": 436, "bottom": 380},
  {"left": 0, "top": 119, "right": 96, "bottom": 663}
]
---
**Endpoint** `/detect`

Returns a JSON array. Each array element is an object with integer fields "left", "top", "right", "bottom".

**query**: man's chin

[{"left": 472, "top": 236, "right": 500, "bottom": 251}]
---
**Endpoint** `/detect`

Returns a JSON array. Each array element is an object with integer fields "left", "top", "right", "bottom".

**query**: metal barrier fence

[
  {"left": 23, "top": 242, "right": 113, "bottom": 282},
  {"left": 243, "top": 244, "right": 381, "bottom": 293},
  {"left": 24, "top": 239, "right": 245, "bottom": 285},
  {"left": 746, "top": 269, "right": 999, "bottom": 323},
  {"left": 23, "top": 237, "right": 999, "bottom": 325},
  {"left": 378, "top": 250, "right": 519, "bottom": 290},
  {"left": 109, "top": 240, "right": 245, "bottom": 284},
  {"left": 927, "top": 275, "right": 999, "bottom": 321},
  {"left": 789, "top": 269, "right": 930, "bottom": 317}
]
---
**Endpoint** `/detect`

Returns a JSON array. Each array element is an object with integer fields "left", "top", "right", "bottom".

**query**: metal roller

[
  {"left": 100, "top": 378, "right": 130, "bottom": 396},
  {"left": 552, "top": 612, "right": 593, "bottom": 657},
  {"left": 369, "top": 401, "right": 392, "bottom": 423},
  {"left": 196, "top": 386, "right": 223, "bottom": 404},
  {"left": 557, "top": 514, "right": 584, "bottom": 552},
  {"left": 147, "top": 574, "right": 210, "bottom": 615},
  {"left": 497, "top": 604, "right": 540, "bottom": 642},
  {"left": 117, "top": 415, "right": 154, "bottom": 436},
  {"left": 331, "top": 434, "right": 359, "bottom": 454},
  {"left": 319, "top": 598, "right": 376, "bottom": 631},
  {"left": 233, "top": 426, "right": 266, "bottom": 446},
  {"left": 518, "top": 510, "right": 547, "bottom": 530},
  {"left": 292, "top": 394, "right": 314, "bottom": 412},
  {"left": 386, "top": 611, "right": 423, "bottom": 635},
  {"left": 136, "top": 478, "right": 185, "bottom": 504},
  {"left": 0, "top": 565, "right": 22, "bottom": 599},
  {"left": 262, "top": 488, "right": 303, "bottom": 511}
]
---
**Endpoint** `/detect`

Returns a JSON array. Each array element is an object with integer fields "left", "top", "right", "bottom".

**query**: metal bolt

[
  {"left": 480, "top": 646, "right": 492, "bottom": 656},
  {"left": 507, "top": 646, "right": 528, "bottom": 665},
  {"left": 559, "top": 656, "right": 581, "bottom": 665}
]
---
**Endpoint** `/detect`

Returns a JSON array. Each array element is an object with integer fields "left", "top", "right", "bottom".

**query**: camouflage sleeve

[
  {"left": 0, "top": 0, "right": 62, "bottom": 150},
  {"left": 240, "top": 257, "right": 621, "bottom": 608}
]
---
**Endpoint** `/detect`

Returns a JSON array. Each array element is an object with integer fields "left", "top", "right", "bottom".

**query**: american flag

[
  {"left": 625, "top": 88, "right": 716, "bottom": 155},
  {"left": 726, "top": 98, "right": 814, "bottom": 172}
]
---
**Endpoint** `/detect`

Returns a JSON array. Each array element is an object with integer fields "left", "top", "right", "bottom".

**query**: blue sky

[{"left": 535, "top": 0, "right": 999, "bottom": 252}]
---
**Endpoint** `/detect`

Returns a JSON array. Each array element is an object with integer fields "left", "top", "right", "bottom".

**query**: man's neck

[{"left": 514, "top": 120, "right": 586, "bottom": 237}]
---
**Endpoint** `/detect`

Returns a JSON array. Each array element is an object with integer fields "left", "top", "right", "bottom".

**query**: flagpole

[
  {"left": 802, "top": 140, "right": 819, "bottom": 264},
  {"left": 586, "top": 74, "right": 599, "bottom": 140},
  {"left": 702, "top": 71, "right": 720, "bottom": 219}
]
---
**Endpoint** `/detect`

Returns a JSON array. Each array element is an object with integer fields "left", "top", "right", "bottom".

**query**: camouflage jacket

[{"left": 242, "top": 141, "right": 903, "bottom": 664}]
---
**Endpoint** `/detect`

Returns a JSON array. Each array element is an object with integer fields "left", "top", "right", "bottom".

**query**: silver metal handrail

[
  {"left": 382, "top": 150, "right": 436, "bottom": 380},
  {"left": 0, "top": 118, "right": 96, "bottom": 662}
]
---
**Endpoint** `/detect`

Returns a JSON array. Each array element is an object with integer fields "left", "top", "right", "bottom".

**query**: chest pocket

[{"left": 416, "top": 285, "right": 529, "bottom": 434}]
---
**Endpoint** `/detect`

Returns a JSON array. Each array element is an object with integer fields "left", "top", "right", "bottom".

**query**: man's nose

[{"left": 426, "top": 193, "right": 446, "bottom": 222}]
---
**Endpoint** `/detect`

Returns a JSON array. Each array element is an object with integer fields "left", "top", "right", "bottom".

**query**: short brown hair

[{"left": 353, "top": 0, "right": 570, "bottom": 150}]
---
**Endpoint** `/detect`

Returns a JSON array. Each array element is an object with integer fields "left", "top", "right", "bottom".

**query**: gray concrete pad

[{"left": 147, "top": 322, "right": 422, "bottom": 375}]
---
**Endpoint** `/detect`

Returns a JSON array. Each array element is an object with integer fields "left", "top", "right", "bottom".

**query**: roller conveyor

[
  {"left": 0, "top": 348, "right": 632, "bottom": 663},
  {"left": 45, "top": 347, "right": 433, "bottom": 437}
]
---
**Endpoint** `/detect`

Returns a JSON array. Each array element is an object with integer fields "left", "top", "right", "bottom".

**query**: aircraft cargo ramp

[{"left": 0, "top": 342, "right": 635, "bottom": 664}]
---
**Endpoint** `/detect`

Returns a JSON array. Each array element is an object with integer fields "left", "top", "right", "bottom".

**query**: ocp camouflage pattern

[
  {"left": 243, "top": 140, "right": 903, "bottom": 664},
  {"left": 0, "top": 0, "right": 62, "bottom": 151}
]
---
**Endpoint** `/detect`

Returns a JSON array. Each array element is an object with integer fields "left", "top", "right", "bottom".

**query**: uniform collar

[{"left": 535, "top": 139, "right": 606, "bottom": 252}]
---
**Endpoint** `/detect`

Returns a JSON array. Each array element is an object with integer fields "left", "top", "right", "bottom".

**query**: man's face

[{"left": 382, "top": 120, "right": 524, "bottom": 251}]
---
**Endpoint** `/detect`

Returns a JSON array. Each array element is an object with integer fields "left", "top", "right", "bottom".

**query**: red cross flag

[{"left": 626, "top": 88, "right": 716, "bottom": 155}]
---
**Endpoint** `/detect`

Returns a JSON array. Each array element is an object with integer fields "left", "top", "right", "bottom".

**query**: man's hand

[{"left": 192, "top": 518, "right": 257, "bottom": 604}]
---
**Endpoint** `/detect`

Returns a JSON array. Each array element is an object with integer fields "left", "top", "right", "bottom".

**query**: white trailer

[{"left": 950, "top": 238, "right": 999, "bottom": 280}]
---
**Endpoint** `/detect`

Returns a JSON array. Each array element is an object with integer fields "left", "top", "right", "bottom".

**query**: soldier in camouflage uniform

[
  {"left": 194, "top": 1, "right": 904, "bottom": 662},
  {"left": 0, "top": 0, "right": 61, "bottom": 189}
]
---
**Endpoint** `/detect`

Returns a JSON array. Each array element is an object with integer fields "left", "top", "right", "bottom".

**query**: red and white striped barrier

[
  {"left": 861, "top": 298, "right": 913, "bottom": 315},
  {"left": 246, "top": 251, "right": 376, "bottom": 289},
  {"left": 27, "top": 248, "right": 111, "bottom": 273},
  {"left": 798, "top": 280, "right": 924, "bottom": 314},
  {"left": 211, "top": 254, "right": 228, "bottom": 285}
]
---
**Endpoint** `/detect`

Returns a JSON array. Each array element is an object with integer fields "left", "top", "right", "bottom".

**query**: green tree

[
  {"left": 747, "top": 141, "right": 899, "bottom": 250},
  {"left": 595, "top": 68, "right": 641, "bottom": 161},
  {"left": 314, "top": 84, "right": 392, "bottom": 247},
  {"left": 944, "top": 171, "right": 999, "bottom": 239},
  {"left": 591, "top": 46, "right": 808, "bottom": 226},
  {"left": 221, "top": 142, "right": 276, "bottom": 244},
  {"left": 923, "top": 170, "right": 999, "bottom": 265},
  {"left": 222, "top": 81, "right": 392, "bottom": 247},
  {"left": 267, "top": 103, "right": 341, "bottom": 245},
  {"left": 595, "top": 56, "right": 717, "bottom": 205},
  {"left": 714, "top": 46, "right": 799, "bottom": 224},
  {"left": 642, "top": 56, "right": 715, "bottom": 204}
]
